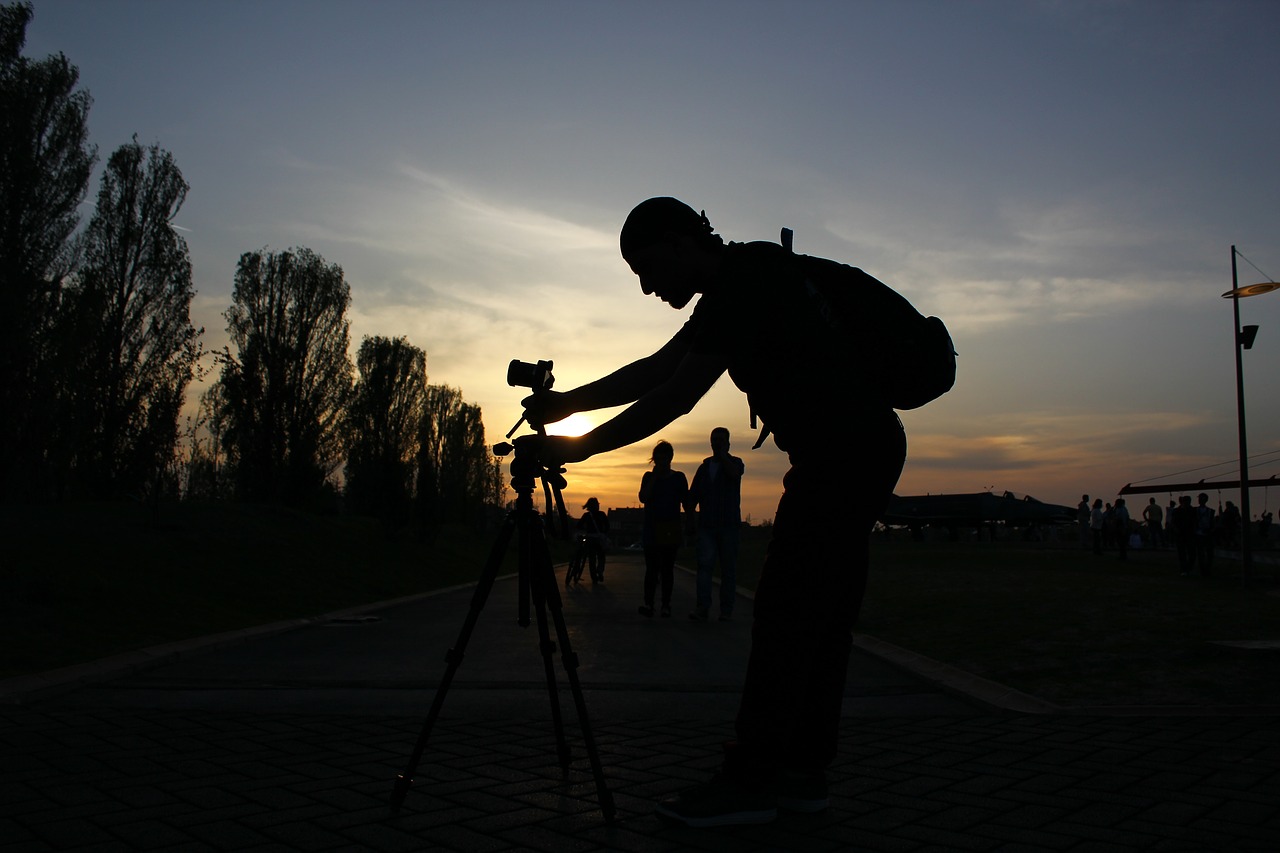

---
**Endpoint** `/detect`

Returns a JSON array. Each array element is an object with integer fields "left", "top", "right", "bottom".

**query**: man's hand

[{"left": 520, "top": 389, "right": 574, "bottom": 429}]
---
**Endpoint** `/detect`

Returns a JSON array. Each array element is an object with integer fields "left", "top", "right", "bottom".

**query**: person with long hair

[{"left": 638, "top": 440, "right": 688, "bottom": 618}]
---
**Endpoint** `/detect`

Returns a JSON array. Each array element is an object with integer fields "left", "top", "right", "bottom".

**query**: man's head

[
  {"left": 710, "top": 427, "right": 730, "bottom": 454},
  {"left": 620, "top": 197, "right": 724, "bottom": 309}
]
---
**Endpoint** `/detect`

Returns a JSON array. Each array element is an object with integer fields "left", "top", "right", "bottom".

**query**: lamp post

[{"left": 1222, "top": 245, "right": 1279, "bottom": 578}]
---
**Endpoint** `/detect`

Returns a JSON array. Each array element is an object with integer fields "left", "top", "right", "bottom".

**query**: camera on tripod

[
  {"left": 390, "top": 357, "right": 615, "bottom": 823},
  {"left": 507, "top": 358, "right": 554, "bottom": 392},
  {"left": 499, "top": 359, "right": 557, "bottom": 453}
]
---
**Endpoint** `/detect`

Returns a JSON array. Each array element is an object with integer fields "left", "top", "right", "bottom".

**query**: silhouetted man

[
  {"left": 1195, "top": 492, "right": 1215, "bottom": 575},
  {"left": 1143, "top": 497, "right": 1164, "bottom": 549},
  {"left": 1078, "top": 494, "right": 1091, "bottom": 549},
  {"left": 1172, "top": 495, "right": 1197, "bottom": 575},
  {"left": 519, "top": 197, "right": 907, "bottom": 827},
  {"left": 687, "top": 427, "right": 745, "bottom": 622}
]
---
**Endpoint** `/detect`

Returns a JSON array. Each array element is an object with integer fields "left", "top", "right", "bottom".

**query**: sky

[{"left": 23, "top": 0, "right": 1280, "bottom": 524}]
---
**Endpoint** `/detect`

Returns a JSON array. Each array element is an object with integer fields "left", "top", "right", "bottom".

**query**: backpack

[{"left": 782, "top": 227, "right": 956, "bottom": 410}]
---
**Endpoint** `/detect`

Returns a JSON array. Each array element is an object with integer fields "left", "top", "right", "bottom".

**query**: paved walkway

[{"left": 4, "top": 554, "right": 1279, "bottom": 851}]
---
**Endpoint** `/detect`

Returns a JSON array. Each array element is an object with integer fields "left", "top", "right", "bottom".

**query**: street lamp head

[{"left": 1222, "top": 281, "right": 1280, "bottom": 299}]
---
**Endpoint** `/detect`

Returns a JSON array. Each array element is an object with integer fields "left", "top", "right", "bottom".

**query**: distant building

[{"left": 606, "top": 507, "right": 645, "bottom": 548}]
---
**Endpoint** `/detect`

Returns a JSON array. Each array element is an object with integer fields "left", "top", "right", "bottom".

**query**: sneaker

[
  {"left": 776, "top": 770, "right": 828, "bottom": 813},
  {"left": 718, "top": 612, "right": 732, "bottom": 622},
  {"left": 638, "top": 604, "right": 654, "bottom": 617},
  {"left": 660, "top": 605, "right": 672, "bottom": 618},
  {"left": 656, "top": 774, "right": 777, "bottom": 828},
  {"left": 689, "top": 608, "right": 709, "bottom": 621}
]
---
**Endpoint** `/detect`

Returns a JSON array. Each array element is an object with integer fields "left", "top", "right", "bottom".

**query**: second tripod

[{"left": 389, "top": 443, "right": 616, "bottom": 821}]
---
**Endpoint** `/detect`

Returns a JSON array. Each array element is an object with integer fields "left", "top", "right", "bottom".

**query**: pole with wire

[
  {"left": 1223, "top": 246, "right": 1280, "bottom": 580},
  {"left": 1230, "top": 246, "right": 1253, "bottom": 578}
]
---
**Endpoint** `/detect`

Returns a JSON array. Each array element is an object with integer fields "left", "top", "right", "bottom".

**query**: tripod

[{"left": 389, "top": 444, "right": 616, "bottom": 821}]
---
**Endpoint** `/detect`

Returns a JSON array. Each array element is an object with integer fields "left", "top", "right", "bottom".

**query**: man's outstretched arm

[
  {"left": 533, "top": 350, "right": 727, "bottom": 464},
  {"left": 522, "top": 331, "right": 692, "bottom": 425}
]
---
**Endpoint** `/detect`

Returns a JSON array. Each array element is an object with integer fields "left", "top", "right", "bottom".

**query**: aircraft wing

[{"left": 881, "top": 491, "right": 1077, "bottom": 527}]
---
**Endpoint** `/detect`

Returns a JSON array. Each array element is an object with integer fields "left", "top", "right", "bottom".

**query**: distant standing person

[
  {"left": 1220, "top": 500, "right": 1241, "bottom": 549},
  {"left": 687, "top": 427, "right": 745, "bottom": 622},
  {"left": 1090, "top": 498, "right": 1104, "bottom": 556},
  {"left": 1142, "top": 497, "right": 1164, "bottom": 549},
  {"left": 638, "top": 440, "right": 689, "bottom": 618},
  {"left": 1171, "top": 495, "right": 1197, "bottom": 576},
  {"left": 1195, "top": 492, "right": 1215, "bottom": 576},
  {"left": 1114, "top": 498, "right": 1130, "bottom": 560},
  {"left": 577, "top": 497, "right": 611, "bottom": 583},
  {"left": 1078, "top": 495, "right": 1091, "bottom": 549}
]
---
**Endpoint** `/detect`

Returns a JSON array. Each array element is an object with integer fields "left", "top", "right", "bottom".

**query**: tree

[
  {"left": 344, "top": 335, "right": 427, "bottom": 528},
  {"left": 0, "top": 1, "right": 96, "bottom": 497},
  {"left": 60, "top": 138, "right": 202, "bottom": 498},
  {"left": 214, "top": 247, "right": 353, "bottom": 505},
  {"left": 417, "top": 384, "right": 503, "bottom": 528}
]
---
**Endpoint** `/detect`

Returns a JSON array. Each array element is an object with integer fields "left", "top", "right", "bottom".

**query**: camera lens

[{"left": 507, "top": 359, "right": 536, "bottom": 388}]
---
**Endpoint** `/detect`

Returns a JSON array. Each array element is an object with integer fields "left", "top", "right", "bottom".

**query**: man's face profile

[{"left": 627, "top": 239, "right": 698, "bottom": 310}]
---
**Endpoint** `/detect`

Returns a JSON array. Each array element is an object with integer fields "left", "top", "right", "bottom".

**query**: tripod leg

[
  {"left": 529, "top": 566, "right": 572, "bottom": 769},
  {"left": 531, "top": 526, "right": 618, "bottom": 822},
  {"left": 389, "top": 513, "right": 516, "bottom": 815}
]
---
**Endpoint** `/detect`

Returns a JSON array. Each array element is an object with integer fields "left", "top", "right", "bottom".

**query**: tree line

[{"left": 0, "top": 2, "right": 503, "bottom": 530}]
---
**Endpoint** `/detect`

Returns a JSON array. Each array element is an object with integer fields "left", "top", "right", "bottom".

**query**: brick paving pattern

[
  {"left": 5, "top": 557, "right": 1280, "bottom": 850},
  {"left": 5, "top": 706, "right": 1279, "bottom": 851}
]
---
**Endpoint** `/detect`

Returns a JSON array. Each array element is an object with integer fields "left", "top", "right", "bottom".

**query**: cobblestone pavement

[
  {"left": 6, "top": 707, "right": 1280, "bottom": 851},
  {"left": 4, "top": 556, "right": 1279, "bottom": 851}
]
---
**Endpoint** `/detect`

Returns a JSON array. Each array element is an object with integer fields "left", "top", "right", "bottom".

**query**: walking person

[
  {"left": 638, "top": 440, "right": 689, "bottom": 618},
  {"left": 687, "top": 427, "right": 745, "bottom": 622},
  {"left": 577, "top": 497, "right": 610, "bottom": 583}
]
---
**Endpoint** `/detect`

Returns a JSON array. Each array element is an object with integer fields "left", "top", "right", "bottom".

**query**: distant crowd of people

[{"left": 1076, "top": 492, "right": 1274, "bottom": 575}]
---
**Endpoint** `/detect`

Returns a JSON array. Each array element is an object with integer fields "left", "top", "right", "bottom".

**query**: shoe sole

[{"left": 655, "top": 803, "right": 777, "bottom": 827}]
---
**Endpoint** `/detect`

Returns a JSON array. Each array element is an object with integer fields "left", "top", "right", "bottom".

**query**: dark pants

[
  {"left": 643, "top": 544, "right": 677, "bottom": 608},
  {"left": 1195, "top": 535, "right": 1214, "bottom": 576},
  {"left": 587, "top": 543, "right": 607, "bottom": 580},
  {"left": 733, "top": 413, "right": 906, "bottom": 779},
  {"left": 1176, "top": 534, "right": 1196, "bottom": 574}
]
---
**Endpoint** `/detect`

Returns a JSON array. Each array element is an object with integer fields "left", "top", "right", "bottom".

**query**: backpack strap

[{"left": 746, "top": 227, "right": 796, "bottom": 450}]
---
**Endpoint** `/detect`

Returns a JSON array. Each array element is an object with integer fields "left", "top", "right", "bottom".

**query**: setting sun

[{"left": 546, "top": 413, "right": 595, "bottom": 438}]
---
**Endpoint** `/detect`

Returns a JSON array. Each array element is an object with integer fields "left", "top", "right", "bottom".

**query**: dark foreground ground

[{"left": 4, "top": 555, "right": 1278, "bottom": 851}]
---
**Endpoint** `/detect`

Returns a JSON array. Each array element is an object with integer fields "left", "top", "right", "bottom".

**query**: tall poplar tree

[
  {"left": 344, "top": 335, "right": 427, "bottom": 526},
  {"left": 417, "top": 384, "right": 502, "bottom": 527},
  {"left": 0, "top": 1, "right": 95, "bottom": 497},
  {"left": 62, "top": 138, "right": 202, "bottom": 498},
  {"left": 214, "top": 247, "right": 353, "bottom": 505}
]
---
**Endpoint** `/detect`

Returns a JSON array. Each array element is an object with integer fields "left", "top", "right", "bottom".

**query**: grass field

[
  {"left": 5, "top": 503, "right": 1279, "bottom": 709},
  {"left": 733, "top": 526, "right": 1280, "bottom": 708},
  {"left": 0, "top": 500, "right": 502, "bottom": 678}
]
